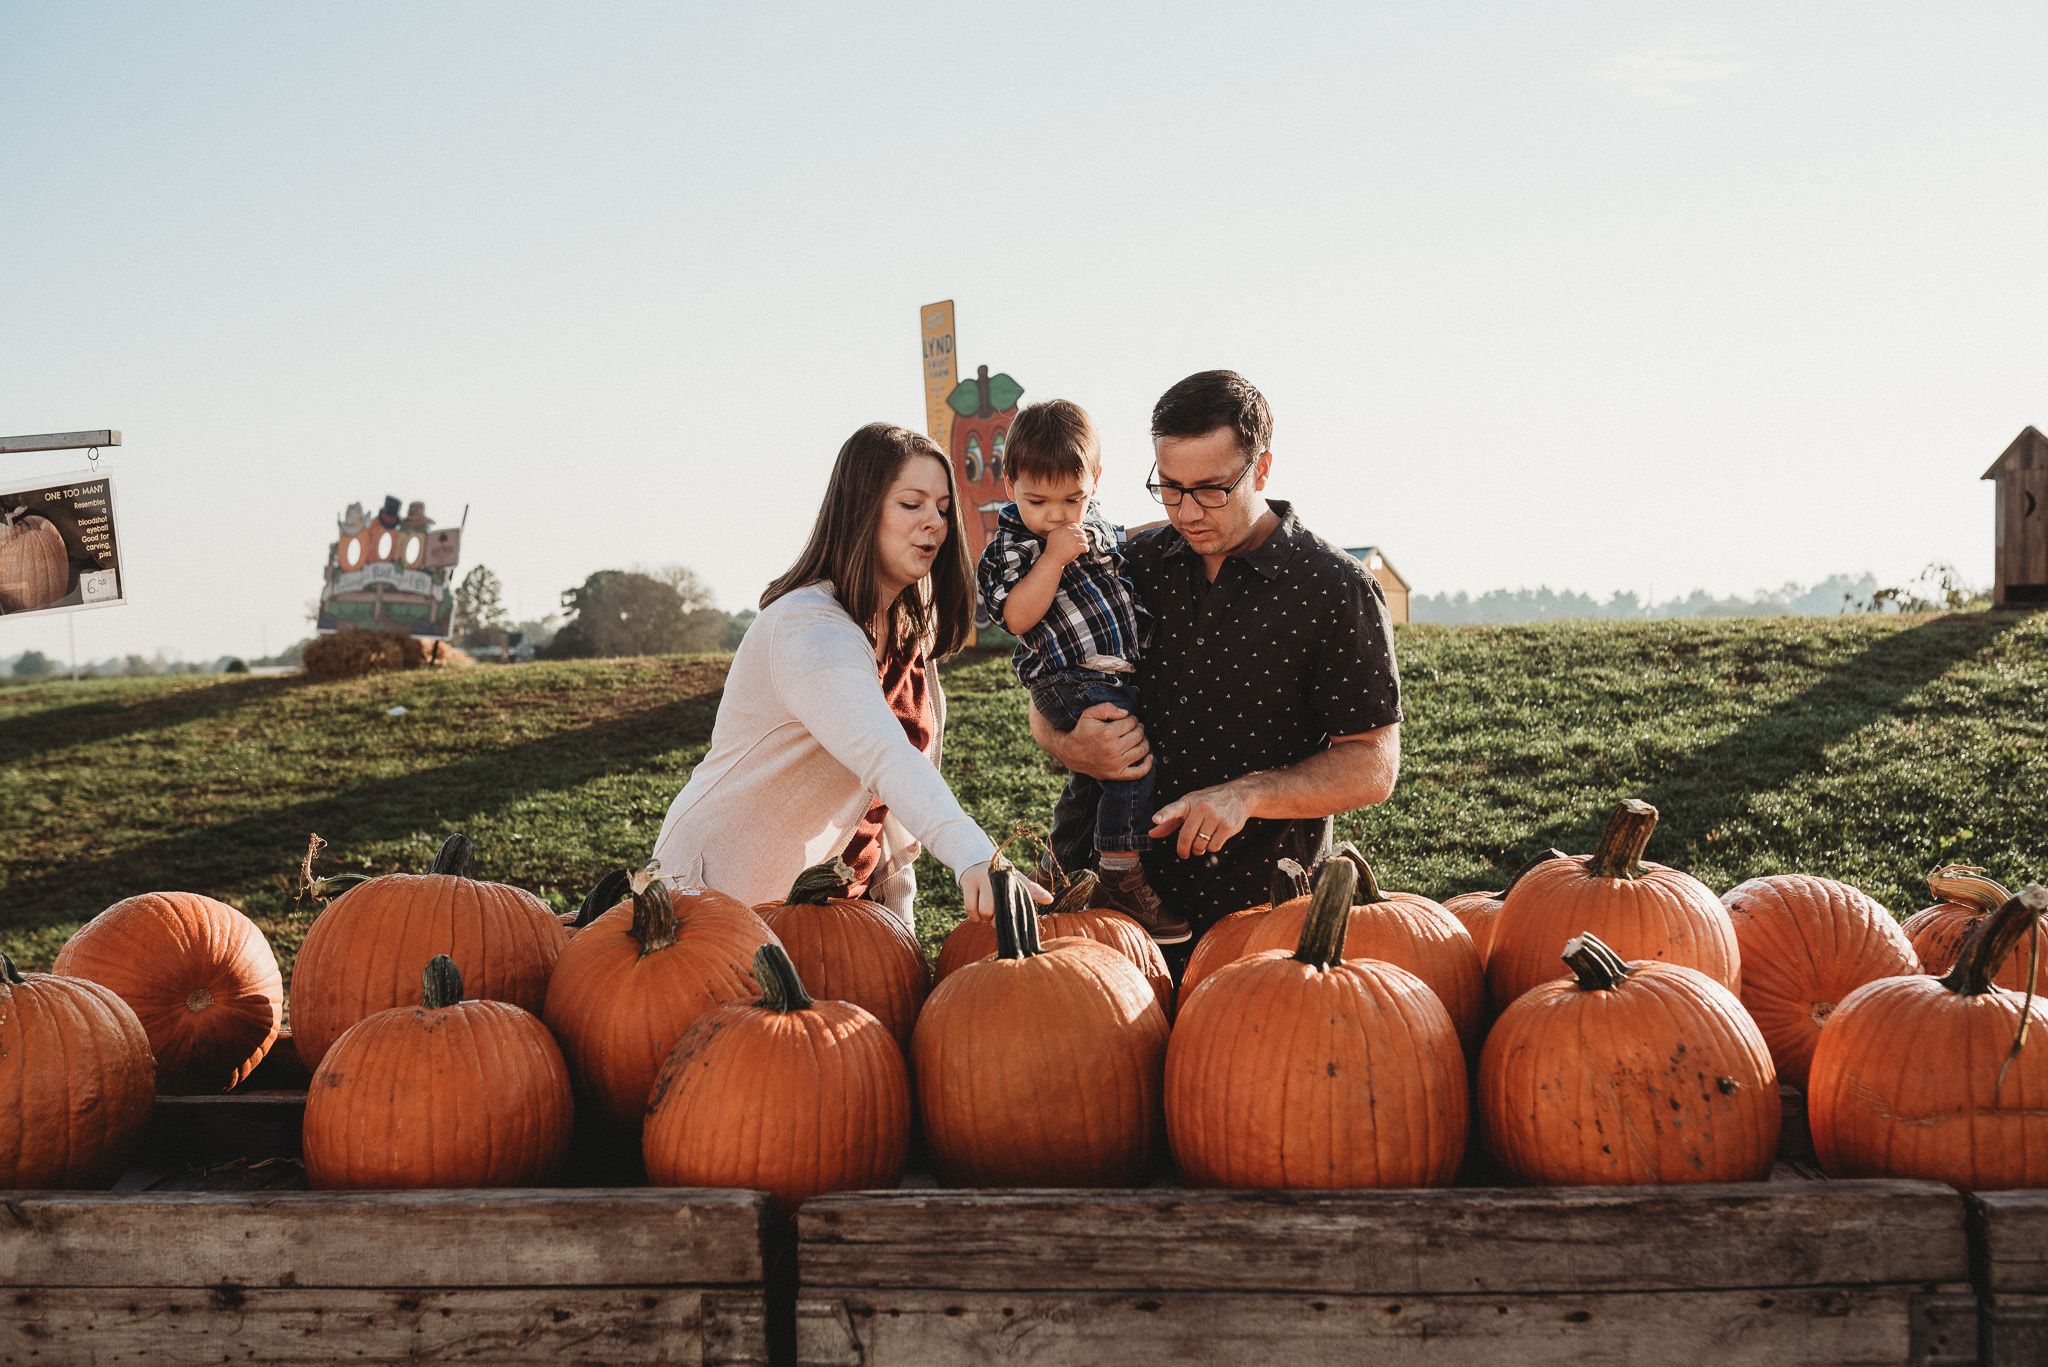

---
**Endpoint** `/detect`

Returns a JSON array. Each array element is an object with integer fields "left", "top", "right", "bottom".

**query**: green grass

[{"left": 3, "top": 613, "right": 2043, "bottom": 981}]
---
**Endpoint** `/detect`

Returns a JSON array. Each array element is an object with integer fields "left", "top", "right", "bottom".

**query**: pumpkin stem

[
  {"left": 991, "top": 853, "right": 1044, "bottom": 961},
  {"left": 1928, "top": 865, "right": 2014, "bottom": 917},
  {"left": 430, "top": 833, "right": 476, "bottom": 878},
  {"left": 1293, "top": 858, "right": 1359, "bottom": 969},
  {"left": 628, "top": 862, "right": 680, "bottom": 957},
  {"left": 1049, "top": 869, "right": 1101, "bottom": 918},
  {"left": 421, "top": 955, "right": 464, "bottom": 1008},
  {"left": 1326, "top": 844, "right": 1387, "bottom": 904},
  {"left": 1268, "top": 857, "right": 1310, "bottom": 907},
  {"left": 573, "top": 867, "right": 632, "bottom": 928},
  {"left": 1562, "top": 932, "right": 1633, "bottom": 991},
  {"left": 753, "top": 944, "right": 814, "bottom": 1013},
  {"left": 1943, "top": 884, "right": 2048, "bottom": 997},
  {"left": 1588, "top": 800, "right": 1658, "bottom": 880},
  {"left": 1, "top": 951, "right": 24, "bottom": 986},
  {"left": 784, "top": 859, "right": 857, "bottom": 906}
]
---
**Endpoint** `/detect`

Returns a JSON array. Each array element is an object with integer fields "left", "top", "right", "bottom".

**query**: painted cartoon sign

[
  {"left": 315, "top": 496, "right": 461, "bottom": 637},
  {"left": 917, "top": 301, "right": 1023, "bottom": 565}
]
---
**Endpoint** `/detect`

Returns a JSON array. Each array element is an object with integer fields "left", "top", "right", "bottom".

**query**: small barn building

[
  {"left": 1985, "top": 426, "right": 2048, "bottom": 606},
  {"left": 1345, "top": 547, "right": 1410, "bottom": 624}
]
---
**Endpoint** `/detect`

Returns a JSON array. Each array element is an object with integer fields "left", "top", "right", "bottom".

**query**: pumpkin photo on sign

[{"left": 0, "top": 473, "right": 124, "bottom": 618}]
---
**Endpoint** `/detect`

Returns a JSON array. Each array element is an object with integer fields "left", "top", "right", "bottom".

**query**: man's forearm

[{"left": 1232, "top": 726, "right": 1400, "bottom": 820}]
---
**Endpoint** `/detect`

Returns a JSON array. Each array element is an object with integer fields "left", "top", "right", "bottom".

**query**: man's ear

[{"left": 1252, "top": 450, "right": 1274, "bottom": 491}]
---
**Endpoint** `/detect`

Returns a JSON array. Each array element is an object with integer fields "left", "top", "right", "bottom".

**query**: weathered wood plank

[
  {"left": 0, "top": 429, "right": 120, "bottom": 454},
  {"left": 800, "top": 1180, "right": 1965, "bottom": 1294},
  {"left": 1980, "top": 1294, "right": 2048, "bottom": 1367},
  {"left": 0, "top": 1189, "right": 769, "bottom": 1288},
  {"left": 797, "top": 1286, "right": 1972, "bottom": 1367},
  {"left": 145, "top": 1091, "right": 307, "bottom": 1166},
  {"left": 0, "top": 1284, "right": 767, "bottom": 1366},
  {"left": 1976, "top": 1191, "right": 2048, "bottom": 1293}
]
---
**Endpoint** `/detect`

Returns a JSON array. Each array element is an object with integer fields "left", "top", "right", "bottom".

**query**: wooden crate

[
  {"left": 1, "top": 1046, "right": 777, "bottom": 1366},
  {"left": 797, "top": 1181, "right": 1979, "bottom": 1366},
  {"left": 1974, "top": 1191, "right": 2048, "bottom": 1366}
]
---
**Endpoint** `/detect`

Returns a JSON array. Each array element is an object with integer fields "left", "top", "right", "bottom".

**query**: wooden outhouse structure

[
  {"left": 1985, "top": 426, "right": 2048, "bottom": 606},
  {"left": 1345, "top": 546, "right": 1411, "bottom": 624}
]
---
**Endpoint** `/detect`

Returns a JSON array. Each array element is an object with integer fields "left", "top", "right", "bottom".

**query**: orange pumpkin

[
  {"left": 1167, "top": 859, "right": 1468, "bottom": 1189},
  {"left": 1899, "top": 866, "right": 2047, "bottom": 994},
  {"left": 1486, "top": 800, "right": 1738, "bottom": 1013},
  {"left": 1809, "top": 883, "right": 2048, "bottom": 1190},
  {"left": 0, "top": 506, "right": 69, "bottom": 612},
  {"left": 934, "top": 870, "right": 1174, "bottom": 1020},
  {"left": 1240, "top": 847, "right": 1485, "bottom": 1056},
  {"left": 1721, "top": 874, "right": 1919, "bottom": 1090},
  {"left": 1180, "top": 858, "right": 1309, "bottom": 997},
  {"left": 1479, "top": 932, "right": 1779, "bottom": 1185},
  {"left": 0, "top": 952, "right": 157, "bottom": 1188},
  {"left": 55, "top": 891, "right": 283, "bottom": 1093},
  {"left": 543, "top": 865, "right": 781, "bottom": 1131},
  {"left": 1441, "top": 849, "right": 1566, "bottom": 967},
  {"left": 644, "top": 944, "right": 911, "bottom": 1210},
  {"left": 304, "top": 955, "right": 572, "bottom": 1189},
  {"left": 754, "top": 859, "right": 929, "bottom": 1052},
  {"left": 291, "top": 833, "right": 569, "bottom": 1074},
  {"left": 913, "top": 856, "right": 1169, "bottom": 1187}
]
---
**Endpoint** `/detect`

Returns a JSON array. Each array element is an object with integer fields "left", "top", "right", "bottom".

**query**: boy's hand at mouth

[{"left": 1043, "top": 522, "right": 1090, "bottom": 566}]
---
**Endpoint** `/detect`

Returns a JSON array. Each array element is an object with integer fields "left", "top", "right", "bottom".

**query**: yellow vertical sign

[{"left": 921, "top": 300, "right": 957, "bottom": 456}]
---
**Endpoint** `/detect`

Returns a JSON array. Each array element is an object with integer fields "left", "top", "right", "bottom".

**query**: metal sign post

[{"left": 0, "top": 430, "right": 122, "bottom": 455}]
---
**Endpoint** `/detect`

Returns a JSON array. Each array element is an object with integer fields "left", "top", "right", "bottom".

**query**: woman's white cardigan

[{"left": 651, "top": 581, "right": 996, "bottom": 927}]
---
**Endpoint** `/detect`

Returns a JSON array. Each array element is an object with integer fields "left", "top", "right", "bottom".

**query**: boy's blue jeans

[{"left": 1029, "top": 668, "right": 1153, "bottom": 857}]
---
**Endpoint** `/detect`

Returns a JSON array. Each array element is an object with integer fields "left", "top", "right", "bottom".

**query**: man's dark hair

[
  {"left": 1004, "top": 399, "right": 1101, "bottom": 485},
  {"left": 1150, "top": 370, "right": 1272, "bottom": 458}
]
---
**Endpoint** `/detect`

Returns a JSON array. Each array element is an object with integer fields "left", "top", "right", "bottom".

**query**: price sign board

[{"left": 0, "top": 472, "right": 125, "bottom": 620}]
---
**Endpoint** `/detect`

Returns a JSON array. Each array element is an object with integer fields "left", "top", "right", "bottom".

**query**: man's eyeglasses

[{"left": 1146, "top": 457, "right": 1258, "bottom": 509}]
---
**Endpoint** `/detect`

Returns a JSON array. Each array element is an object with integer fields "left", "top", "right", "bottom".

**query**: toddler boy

[{"left": 975, "top": 400, "right": 1190, "bottom": 943}]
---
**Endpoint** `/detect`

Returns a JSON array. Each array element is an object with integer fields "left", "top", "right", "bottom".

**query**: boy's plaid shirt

[{"left": 976, "top": 501, "right": 1149, "bottom": 686}]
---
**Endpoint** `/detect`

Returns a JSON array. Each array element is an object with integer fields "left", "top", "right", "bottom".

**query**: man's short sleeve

[{"left": 1308, "top": 563, "right": 1403, "bottom": 737}]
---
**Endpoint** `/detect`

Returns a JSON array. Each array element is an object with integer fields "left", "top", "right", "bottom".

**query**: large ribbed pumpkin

[
  {"left": 543, "top": 866, "right": 781, "bottom": 1131},
  {"left": 914, "top": 857, "right": 1169, "bottom": 1187},
  {"left": 291, "top": 834, "right": 569, "bottom": 1074},
  {"left": 0, "top": 953, "right": 156, "bottom": 1188},
  {"left": 754, "top": 859, "right": 928, "bottom": 1052},
  {"left": 644, "top": 944, "right": 910, "bottom": 1210},
  {"left": 1167, "top": 859, "right": 1468, "bottom": 1189},
  {"left": 1809, "top": 884, "right": 2048, "bottom": 1190},
  {"left": 1899, "top": 867, "right": 2047, "bottom": 994},
  {"left": 1721, "top": 874, "right": 1919, "bottom": 1090},
  {"left": 1486, "top": 800, "right": 1738, "bottom": 1013},
  {"left": 1479, "top": 932, "right": 1779, "bottom": 1185},
  {"left": 1241, "top": 848, "right": 1485, "bottom": 1056},
  {"left": 304, "top": 956, "right": 573, "bottom": 1189},
  {"left": 55, "top": 892, "right": 282, "bottom": 1093},
  {"left": 934, "top": 871, "right": 1174, "bottom": 1020},
  {"left": 0, "top": 506, "right": 69, "bottom": 612},
  {"left": 1441, "top": 849, "right": 1566, "bottom": 967},
  {"left": 1181, "top": 858, "right": 1309, "bottom": 997}
]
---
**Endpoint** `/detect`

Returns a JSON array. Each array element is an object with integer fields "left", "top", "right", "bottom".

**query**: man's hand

[
  {"left": 1043, "top": 522, "right": 1090, "bottom": 566},
  {"left": 1029, "top": 700, "right": 1153, "bottom": 782},
  {"left": 1150, "top": 782, "right": 1256, "bottom": 859}
]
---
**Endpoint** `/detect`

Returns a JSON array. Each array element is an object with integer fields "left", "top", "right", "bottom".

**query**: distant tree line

[
  {"left": 449, "top": 563, "right": 754, "bottom": 660},
  {"left": 1409, "top": 567, "right": 1988, "bottom": 625}
]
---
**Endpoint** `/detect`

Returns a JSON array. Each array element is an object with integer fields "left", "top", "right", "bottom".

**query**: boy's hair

[
  {"left": 1150, "top": 370, "right": 1272, "bottom": 458},
  {"left": 1003, "top": 400, "right": 1101, "bottom": 485}
]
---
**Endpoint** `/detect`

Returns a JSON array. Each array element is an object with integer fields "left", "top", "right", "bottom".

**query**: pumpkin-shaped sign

[{"left": 0, "top": 506, "right": 68, "bottom": 612}]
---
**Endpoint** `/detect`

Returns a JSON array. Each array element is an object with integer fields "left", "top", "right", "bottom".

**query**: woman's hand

[{"left": 958, "top": 861, "right": 1052, "bottom": 920}]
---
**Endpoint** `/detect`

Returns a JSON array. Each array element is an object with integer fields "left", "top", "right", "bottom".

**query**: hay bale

[{"left": 302, "top": 632, "right": 474, "bottom": 681}]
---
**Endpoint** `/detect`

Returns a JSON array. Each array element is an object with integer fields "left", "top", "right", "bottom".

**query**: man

[{"left": 1031, "top": 370, "right": 1403, "bottom": 949}]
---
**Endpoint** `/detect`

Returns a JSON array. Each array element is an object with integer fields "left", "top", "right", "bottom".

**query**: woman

[{"left": 652, "top": 423, "right": 1039, "bottom": 924}]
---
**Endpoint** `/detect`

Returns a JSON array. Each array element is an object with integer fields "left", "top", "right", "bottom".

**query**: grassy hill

[{"left": 3, "top": 612, "right": 2042, "bottom": 980}]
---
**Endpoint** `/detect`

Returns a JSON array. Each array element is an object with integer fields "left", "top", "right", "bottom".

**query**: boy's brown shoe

[{"left": 1096, "top": 862, "right": 1192, "bottom": 944}]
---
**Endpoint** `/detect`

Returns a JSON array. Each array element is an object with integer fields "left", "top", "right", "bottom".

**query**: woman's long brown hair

[{"left": 762, "top": 423, "right": 974, "bottom": 659}]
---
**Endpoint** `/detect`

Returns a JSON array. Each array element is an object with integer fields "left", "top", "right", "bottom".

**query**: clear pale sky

[{"left": 4, "top": 2, "right": 2043, "bottom": 663}]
